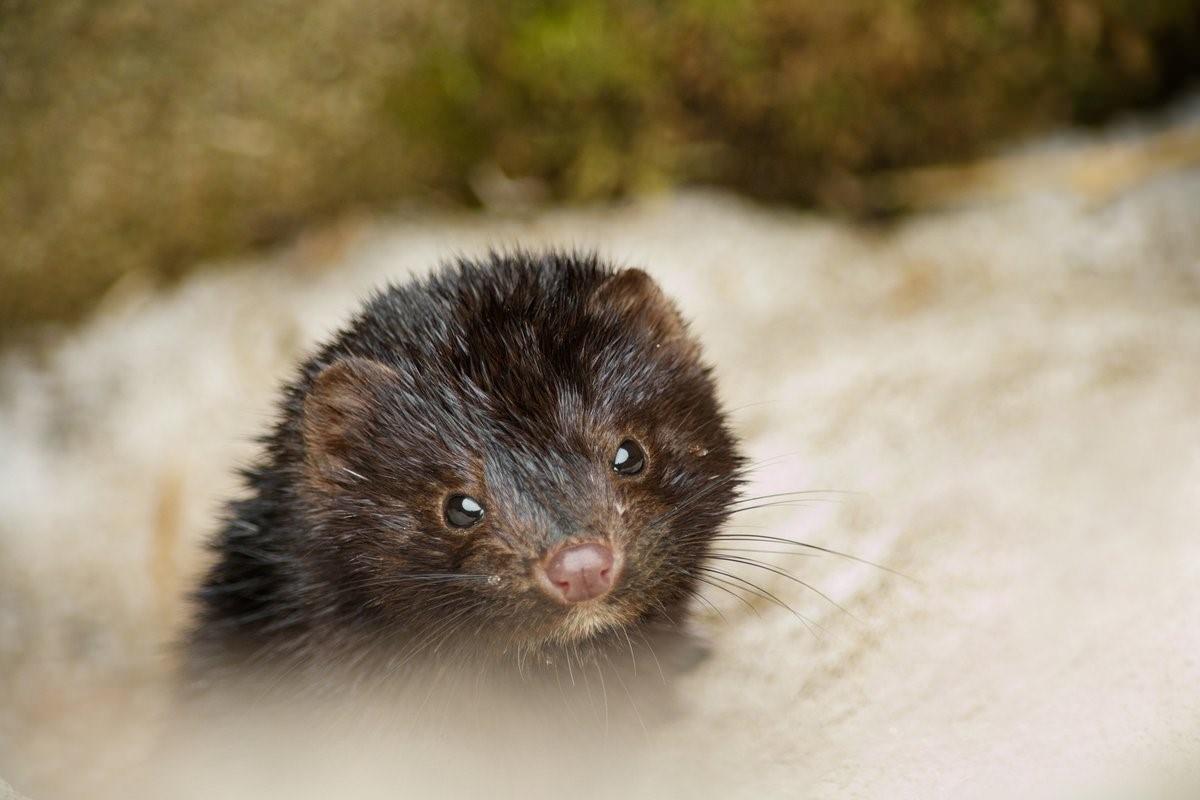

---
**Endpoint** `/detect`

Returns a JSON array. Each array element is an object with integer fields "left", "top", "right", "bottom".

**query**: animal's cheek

[
  {"left": 613, "top": 490, "right": 671, "bottom": 534},
  {"left": 454, "top": 536, "right": 524, "bottom": 583}
]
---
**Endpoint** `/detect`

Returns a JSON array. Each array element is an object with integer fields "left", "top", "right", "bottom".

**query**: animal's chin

[{"left": 535, "top": 601, "right": 635, "bottom": 647}]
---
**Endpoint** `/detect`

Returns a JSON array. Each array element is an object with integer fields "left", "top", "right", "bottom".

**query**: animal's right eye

[
  {"left": 445, "top": 495, "right": 485, "bottom": 528},
  {"left": 612, "top": 439, "right": 646, "bottom": 476}
]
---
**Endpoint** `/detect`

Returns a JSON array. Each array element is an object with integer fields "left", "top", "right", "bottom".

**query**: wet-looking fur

[{"left": 186, "top": 252, "right": 744, "bottom": 690}]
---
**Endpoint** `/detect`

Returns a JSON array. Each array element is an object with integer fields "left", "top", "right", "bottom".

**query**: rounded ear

[
  {"left": 302, "top": 357, "right": 399, "bottom": 481},
  {"left": 588, "top": 268, "right": 694, "bottom": 351}
]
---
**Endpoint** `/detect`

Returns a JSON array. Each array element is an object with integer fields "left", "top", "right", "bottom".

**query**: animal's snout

[{"left": 537, "top": 542, "right": 618, "bottom": 604}]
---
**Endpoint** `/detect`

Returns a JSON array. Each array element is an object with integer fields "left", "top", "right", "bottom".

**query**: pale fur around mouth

[{"left": 547, "top": 601, "right": 634, "bottom": 645}]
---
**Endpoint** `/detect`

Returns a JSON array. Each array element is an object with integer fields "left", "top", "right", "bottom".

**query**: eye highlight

[
  {"left": 444, "top": 495, "right": 484, "bottom": 528},
  {"left": 612, "top": 439, "right": 646, "bottom": 475}
]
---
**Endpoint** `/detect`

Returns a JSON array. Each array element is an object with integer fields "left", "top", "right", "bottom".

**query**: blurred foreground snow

[{"left": 1, "top": 100, "right": 1199, "bottom": 799}]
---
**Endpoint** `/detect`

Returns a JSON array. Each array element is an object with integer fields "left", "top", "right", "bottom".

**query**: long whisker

[
  {"left": 619, "top": 628, "right": 639, "bottom": 677},
  {"left": 709, "top": 546, "right": 820, "bottom": 556},
  {"left": 633, "top": 629, "right": 667, "bottom": 685},
  {"left": 603, "top": 650, "right": 648, "bottom": 738},
  {"left": 646, "top": 471, "right": 745, "bottom": 530},
  {"left": 728, "top": 499, "right": 837, "bottom": 514},
  {"left": 685, "top": 571, "right": 761, "bottom": 618},
  {"left": 706, "top": 554, "right": 860, "bottom": 622},
  {"left": 594, "top": 657, "right": 610, "bottom": 736},
  {"left": 643, "top": 452, "right": 806, "bottom": 532},
  {"left": 710, "top": 534, "right": 916, "bottom": 582},
  {"left": 337, "top": 575, "right": 495, "bottom": 593},
  {"left": 729, "top": 489, "right": 862, "bottom": 505},
  {"left": 697, "top": 566, "right": 824, "bottom": 638},
  {"left": 686, "top": 583, "right": 729, "bottom": 622}
]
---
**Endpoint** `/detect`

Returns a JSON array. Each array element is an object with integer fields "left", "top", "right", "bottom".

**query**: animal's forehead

[
  {"left": 442, "top": 375, "right": 608, "bottom": 457},
  {"left": 400, "top": 317, "right": 646, "bottom": 423}
]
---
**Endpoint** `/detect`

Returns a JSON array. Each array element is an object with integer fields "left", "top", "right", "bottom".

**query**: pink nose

[{"left": 540, "top": 543, "right": 617, "bottom": 604}]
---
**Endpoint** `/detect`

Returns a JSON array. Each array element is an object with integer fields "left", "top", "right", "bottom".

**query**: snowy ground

[{"left": 1, "top": 100, "right": 1199, "bottom": 799}]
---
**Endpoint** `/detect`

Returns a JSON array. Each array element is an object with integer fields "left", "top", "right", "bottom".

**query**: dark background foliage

[{"left": 2, "top": 0, "right": 1198, "bottom": 337}]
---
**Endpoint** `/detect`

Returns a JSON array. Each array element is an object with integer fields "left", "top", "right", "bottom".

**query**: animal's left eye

[
  {"left": 445, "top": 495, "right": 485, "bottom": 528},
  {"left": 612, "top": 439, "right": 646, "bottom": 475}
]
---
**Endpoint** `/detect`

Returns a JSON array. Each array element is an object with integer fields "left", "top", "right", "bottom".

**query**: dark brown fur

[{"left": 186, "top": 251, "right": 744, "bottom": 695}]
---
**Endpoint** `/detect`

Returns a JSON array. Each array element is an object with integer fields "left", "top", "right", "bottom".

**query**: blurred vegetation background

[{"left": 2, "top": 0, "right": 1199, "bottom": 340}]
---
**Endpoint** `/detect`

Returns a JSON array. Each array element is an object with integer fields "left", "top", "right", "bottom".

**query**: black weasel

[{"left": 186, "top": 251, "right": 744, "bottom": 693}]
